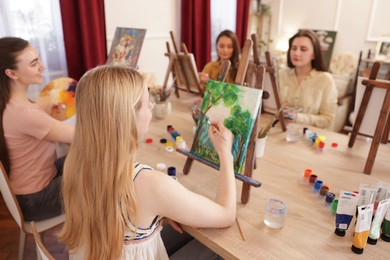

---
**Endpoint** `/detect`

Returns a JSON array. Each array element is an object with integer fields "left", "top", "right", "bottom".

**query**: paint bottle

[
  {"left": 314, "top": 180, "right": 323, "bottom": 193},
  {"left": 319, "top": 185, "right": 329, "bottom": 200},
  {"left": 351, "top": 204, "right": 374, "bottom": 254},
  {"left": 309, "top": 174, "right": 317, "bottom": 186},
  {"left": 325, "top": 192, "right": 335, "bottom": 206},
  {"left": 381, "top": 203, "right": 390, "bottom": 242},
  {"left": 167, "top": 166, "right": 177, "bottom": 181},
  {"left": 367, "top": 199, "right": 389, "bottom": 244},
  {"left": 303, "top": 168, "right": 312, "bottom": 183}
]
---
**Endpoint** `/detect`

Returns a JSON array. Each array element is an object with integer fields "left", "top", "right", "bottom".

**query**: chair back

[
  {"left": 31, "top": 221, "right": 55, "bottom": 260},
  {"left": 0, "top": 162, "right": 24, "bottom": 229}
]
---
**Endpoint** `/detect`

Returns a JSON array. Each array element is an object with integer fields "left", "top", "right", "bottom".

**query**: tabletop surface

[{"left": 137, "top": 92, "right": 390, "bottom": 260}]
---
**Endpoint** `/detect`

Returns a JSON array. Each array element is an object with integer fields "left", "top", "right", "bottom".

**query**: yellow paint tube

[{"left": 351, "top": 204, "right": 374, "bottom": 254}]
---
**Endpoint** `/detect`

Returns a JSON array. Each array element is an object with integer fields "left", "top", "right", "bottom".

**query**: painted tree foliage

[{"left": 191, "top": 79, "right": 257, "bottom": 174}]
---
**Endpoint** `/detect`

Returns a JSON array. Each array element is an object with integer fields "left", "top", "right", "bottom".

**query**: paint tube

[
  {"left": 357, "top": 184, "right": 377, "bottom": 207},
  {"left": 351, "top": 204, "right": 374, "bottom": 254},
  {"left": 381, "top": 204, "right": 390, "bottom": 242},
  {"left": 374, "top": 182, "right": 389, "bottom": 215},
  {"left": 334, "top": 191, "right": 359, "bottom": 236},
  {"left": 355, "top": 184, "right": 377, "bottom": 221},
  {"left": 367, "top": 199, "right": 389, "bottom": 244}
]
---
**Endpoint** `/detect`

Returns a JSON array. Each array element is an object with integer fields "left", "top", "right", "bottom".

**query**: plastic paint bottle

[
  {"left": 351, "top": 204, "right": 374, "bottom": 254},
  {"left": 167, "top": 167, "right": 177, "bottom": 181},
  {"left": 303, "top": 168, "right": 312, "bottom": 183},
  {"left": 314, "top": 180, "right": 323, "bottom": 192},
  {"left": 367, "top": 199, "right": 389, "bottom": 244}
]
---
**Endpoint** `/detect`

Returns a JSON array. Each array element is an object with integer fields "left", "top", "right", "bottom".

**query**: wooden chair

[
  {"left": 348, "top": 62, "right": 390, "bottom": 174},
  {"left": 31, "top": 221, "right": 55, "bottom": 260},
  {"left": 0, "top": 162, "right": 65, "bottom": 260}
]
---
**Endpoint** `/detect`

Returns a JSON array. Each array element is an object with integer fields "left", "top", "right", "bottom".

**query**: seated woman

[
  {"left": 59, "top": 65, "right": 236, "bottom": 259},
  {"left": 0, "top": 37, "right": 74, "bottom": 221},
  {"left": 199, "top": 29, "right": 240, "bottom": 87},
  {"left": 278, "top": 30, "right": 338, "bottom": 129}
]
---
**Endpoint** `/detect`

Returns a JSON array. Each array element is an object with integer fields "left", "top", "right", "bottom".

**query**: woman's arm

[
  {"left": 45, "top": 120, "right": 74, "bottom": 144},
  {"left": 135, "top": 122, "right": 236, "bottom": 228}
]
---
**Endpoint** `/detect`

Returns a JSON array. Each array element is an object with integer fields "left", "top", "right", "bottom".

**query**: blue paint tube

[
  {"left": 335, "top": 191, "right": 359, "bottom": 237},
  {"left": 367, "top": 199, "right": 390, "bottom": 244}
]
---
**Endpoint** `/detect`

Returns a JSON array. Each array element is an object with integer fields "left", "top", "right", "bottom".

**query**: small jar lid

[
  {"left": 156, "top": 163, "right": 166, "bottom": 171},
  {"left": 160, "top": 138, "right": 167, "bottom": 143},
  {"left": 145, "top": 138, "right": 153, "bottom": 144}
]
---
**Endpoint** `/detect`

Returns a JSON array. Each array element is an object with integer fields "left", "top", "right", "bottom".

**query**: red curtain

[
  {"left": 236, "top": 0, "right": 251, "bottom": 48},
  {"left": 60, "top": 0, "right": 107, "bottom": 80},
  {"left": 181, "top": 0, "right": 211, "bottom": 71}
]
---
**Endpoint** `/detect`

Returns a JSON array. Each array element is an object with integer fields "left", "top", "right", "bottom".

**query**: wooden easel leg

[
  {"left": 348, "top": 86, "right": 373, "bottom": 148},
  {"left": 241, "top": 152, "right": 254, "bottom": 204},
  {"left": 183, "top": 157, "right": 194, "bottom": 175},
  {"left": 265, "top": 51, "right": 286, "bottom": 131},
  {"left": 364, "top": 90, "right": 390, "bottom": 174},
  {"left": 380, "top": 112, "right": 390, "bottom": 144}
]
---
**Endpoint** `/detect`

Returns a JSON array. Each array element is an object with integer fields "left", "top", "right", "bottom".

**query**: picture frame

[
  {"left": 375, "top": 37, "right": 390, "bottom": 61},
  {"left": 106, "top": 27, "right": 147, "bottom": 68}
]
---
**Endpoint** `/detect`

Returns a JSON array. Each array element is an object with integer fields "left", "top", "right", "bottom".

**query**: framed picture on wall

[
  {"left": 375, "top": 37, "right": 390, "bottom": 61},
  {"left": 106, "top": 27, "right": 147, "bottom": 68},
  {"left": 311, "top": 29, "right": 337, "bottom": 70}
]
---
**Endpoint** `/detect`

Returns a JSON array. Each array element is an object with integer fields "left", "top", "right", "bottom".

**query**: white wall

[
  {"left": 105, "top": 0, "right": 390, "bottom": 83},
  {"left": 265, "top": 0, "right": 390, "bottom": 60},
  {"left": 104, "top": 0, "right": 180, "bottom": 85}
]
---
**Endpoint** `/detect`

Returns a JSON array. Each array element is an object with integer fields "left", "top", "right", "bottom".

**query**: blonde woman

[{"left": 59, "top": 65, "right": 236, "bottom": 259}]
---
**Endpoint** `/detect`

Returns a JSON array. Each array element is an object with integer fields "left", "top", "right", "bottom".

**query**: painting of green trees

[{"left": 190, "top": 80, "right": 262, "bottom": 174}]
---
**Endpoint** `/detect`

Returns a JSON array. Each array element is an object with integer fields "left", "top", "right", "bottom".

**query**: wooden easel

[
  {"left": 177, "top": 39, "right": 263, "bottom": 204},
  {"left": 348, "top": 62, "right": 390, "bottom": 174},
  {"left": 162, "top": 31, "right": 203, "bottom": 98},
  {"left": 247, "top": 34, "right": 286, "bottom": 131}
]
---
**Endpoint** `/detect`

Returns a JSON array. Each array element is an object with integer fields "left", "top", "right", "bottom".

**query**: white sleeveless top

[{"left": 69, "top": 163, "right": 169, "bottom": 260}]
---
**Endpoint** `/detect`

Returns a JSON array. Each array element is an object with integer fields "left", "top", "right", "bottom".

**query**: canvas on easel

[
  {"left": 190, "top": 80, "right": 263, "bottom": 174},
  {"left": 106, "top": 27, "right": 146, "bottom": 68}
]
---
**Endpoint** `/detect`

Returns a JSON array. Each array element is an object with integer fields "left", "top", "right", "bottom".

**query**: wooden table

[{"left": 138, "top": 92, "right": 390, "bottom": 259}]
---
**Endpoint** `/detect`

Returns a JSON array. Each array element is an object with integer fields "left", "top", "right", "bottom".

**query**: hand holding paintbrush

[{"left": 208, "top": 120, "right": 227, "bottom": 141}]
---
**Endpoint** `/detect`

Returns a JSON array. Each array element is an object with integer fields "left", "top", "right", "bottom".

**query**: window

[
  {"left": 0, "top": 0, "right": 68, "bottom": 100},
  {"left": 210, "top": 0, "right": 236, "bottom": 60}
]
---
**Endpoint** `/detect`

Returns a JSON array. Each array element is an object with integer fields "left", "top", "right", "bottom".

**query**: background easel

[
  {"left": 348, "top": 62, "right": 390, "bottom": 174},
  {"left": 162, "top": 31, "right": 203, "bottom": 98},
  {"left": 247, "top": 34, "right": 286, "bottom": 132},
  {"left": 177, "top": 38, "right": 265, "bottom": 204}
]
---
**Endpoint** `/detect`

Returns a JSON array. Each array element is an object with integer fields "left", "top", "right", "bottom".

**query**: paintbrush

[
  {"left": 207, "top": 120, "right": 227, "bottom": 142},
  {"left": 236, "top": 217, "right": 245, "bottom": 241}
]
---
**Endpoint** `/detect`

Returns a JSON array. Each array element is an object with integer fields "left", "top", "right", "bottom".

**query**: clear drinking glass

[
  {"left": 286, "top": 123, "right": 301, "bottom": 142},
  {"left": 264, "top": 199, "right": 287, "bottom": 229}
]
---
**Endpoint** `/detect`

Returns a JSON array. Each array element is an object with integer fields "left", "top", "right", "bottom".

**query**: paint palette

[{"left": 38, "top": 77, "right": 77, "bottom": 120}]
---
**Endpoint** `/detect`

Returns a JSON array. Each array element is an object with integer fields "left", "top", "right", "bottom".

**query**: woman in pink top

[{"left": 0, "top": 37, "right": 74, "bottom": 221}]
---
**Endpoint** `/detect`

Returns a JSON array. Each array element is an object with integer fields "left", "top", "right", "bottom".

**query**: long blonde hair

[{"left": 59, "top": 65, "right": 145, "bottom": 259}]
